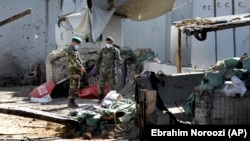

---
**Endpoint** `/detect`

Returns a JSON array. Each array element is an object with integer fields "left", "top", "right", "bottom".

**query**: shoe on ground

[
  {"left": 68, "top": 99, "right": 79, "bottom": 108},
  {"left": 97, "top": 99, "right": 102, "bottom": 104}
]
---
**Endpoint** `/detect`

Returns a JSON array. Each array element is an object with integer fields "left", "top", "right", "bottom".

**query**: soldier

[
  {"left": 93, "top": 36, "right": 123, "bottom": 103},
  {"left": 66, "top": 36, "right": 86, "bottom": 108}
]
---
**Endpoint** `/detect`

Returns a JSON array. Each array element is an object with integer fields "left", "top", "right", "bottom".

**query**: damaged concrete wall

[{"left": 0, "top": 0, "right": 59, "bottom": 84}]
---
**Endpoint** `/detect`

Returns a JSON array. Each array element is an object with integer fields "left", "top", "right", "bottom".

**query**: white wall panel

[
  {"left": 102, "top": 15, "right": 123, "bottom": 48},
  {"left": 122, "top": 14, "right": 168, "bottom": 62},
  {"left": 191, "top": 0, "right": 216, "bottom": 69},
  {"left": 215, "top": 0, "right": 234, "bottom": 61},
  {"left": 170, "top": 0, "right": 193, "bottom": 67},
  {"left": 234, "top": 0, "right": 250, "bottom": 56}
]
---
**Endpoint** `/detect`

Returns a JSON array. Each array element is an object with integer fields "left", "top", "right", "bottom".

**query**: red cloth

[
  {"left": 29, "top": 81, "right": 55, "bottom": 98},
  {"left": 78, "top": 83, "right": 109, "bottom": 99}
]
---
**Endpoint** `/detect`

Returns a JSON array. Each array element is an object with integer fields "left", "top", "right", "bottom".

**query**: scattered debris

[
  {"left": 183, "top": 54, "right": 250, "bottom": 124},
  {"left": 0, "top": 105, "right": 81, "bottom": 129}
]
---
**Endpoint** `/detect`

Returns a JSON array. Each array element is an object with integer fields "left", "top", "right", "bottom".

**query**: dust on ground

[{"left": 0, "top": 86, "right": 127, "bottom": 141}]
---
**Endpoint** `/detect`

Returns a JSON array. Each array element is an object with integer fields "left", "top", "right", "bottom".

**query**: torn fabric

[
  {"left": 73, "top": 8, "right": 92, "bottom": 39},
  {"left": 91, "top": 2, "right": 115, "bottom": 42},
  {"left": 58, "top": 0, "right": 176, "bottom": 41}
]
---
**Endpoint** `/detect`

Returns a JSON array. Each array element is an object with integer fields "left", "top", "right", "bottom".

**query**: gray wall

[
  {"left": 190, "top": 0, "right": 217, "bottom": 69},
  {"left": 122, "top": 14, "right": 169, "bottom": 63},
  {"left": 170, "top": 0, "right": 193, "bottom": 66},
  {"left": 101, "top": 15, "right": 123, "bottom": 48},
  {"left": 191, "top": 0, "right": 250, "bottom": 69},
  {"left": 0, "top": 0, "right": 59, "bottom": 79},
  {"left": 122, "top": 0, "right": 193, "bottom": 65}
]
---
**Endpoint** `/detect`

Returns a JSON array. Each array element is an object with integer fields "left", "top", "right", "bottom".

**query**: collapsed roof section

[{"left": 58, "top": 0, "right": 175, "bottom": 42}]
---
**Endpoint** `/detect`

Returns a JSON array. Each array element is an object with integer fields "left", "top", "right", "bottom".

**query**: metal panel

[
  {"left": 170, "top": 0, "right": 193, "bottom": 67},
  {"left": 191, "top": 0, "right": 216, "bottom": 69},
  {"left": 215, "top": 0, "right": 234, "bottom": 61},
  {"left": 102, "top": 15, "right": 123, "bottom": 48},
  {"left": 234, "top": 0, "right": 250, "bottom": 56},
  {"left": 170, "top": 25, "right": 178, "bottom": 65},
  {"left": 122, "top": 14, "right": 168, "bottom": 62}
]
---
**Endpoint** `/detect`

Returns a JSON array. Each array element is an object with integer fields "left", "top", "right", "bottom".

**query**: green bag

[
  {"left": 76, "top": 110, "right": 101, "bottom": 128},
  {"left": 224, "top": 57, "right": 240, "bottom": 68},
  {"left": 183, "top": 92, "right": 195, "bottom": 118},
  {"left": 242, "top": 58, "right": 250, "bottom": 72},
  {"left": 202, "top": 71, "right": 224, "bottom": 88}
]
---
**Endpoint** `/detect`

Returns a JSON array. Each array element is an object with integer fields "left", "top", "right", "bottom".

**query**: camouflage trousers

[
  {"left": 69, "top": 74, "right": 81, "bottom": 99},
  {"left": 98, "top": 70, "right": 116, "bottom": 99}
]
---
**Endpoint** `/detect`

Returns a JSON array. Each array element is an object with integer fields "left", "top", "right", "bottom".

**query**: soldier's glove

[
  {"left": 81, "top": 66, "right": 86, "bottom": 73},
  {"left": 91, "top": 66, "right": 97, "bottom": 76},
  {"left": 117, "top": 68, "right": 122, "bottom": 76}
]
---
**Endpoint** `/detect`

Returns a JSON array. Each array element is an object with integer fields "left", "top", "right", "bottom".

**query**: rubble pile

[{"left": 67, "top": 91, "right": 137, "bottom": 140}]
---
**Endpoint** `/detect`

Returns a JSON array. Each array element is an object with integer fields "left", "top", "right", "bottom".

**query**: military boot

[{"left": 68, "top": 98, "right": 79, "bottom": 108}]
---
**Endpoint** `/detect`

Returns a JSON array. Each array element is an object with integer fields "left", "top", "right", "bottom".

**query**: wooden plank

[
  {"left": 173, "top": 13, "right": 250, "bottom": 27},
  {"left": 176, "top": 29, "right": 182, "bottom": 73},
  {"left": 0, "top": 9, "right": 32, "bottom": 27},
  {"left": 0, "top": 105, "right": 80, "bottom": 130},
  {"left": 206, "top": 20, "right": 250, "bottom": 31},
  {"left": 173, "top": 13, "right": 250, "bottom": 32}
]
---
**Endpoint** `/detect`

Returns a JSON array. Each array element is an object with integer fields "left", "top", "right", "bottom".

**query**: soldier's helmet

[
  {"left": 72, "top": 36, "right": 82, "bottom": 44},
  {"left": 106, "top": 36, "right": 114, "bottom": 42}
]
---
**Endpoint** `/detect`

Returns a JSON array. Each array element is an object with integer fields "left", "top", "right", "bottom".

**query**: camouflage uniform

[
  {"left": 96, "top": 45, "right": 123, "bottom": 100},
  {"left": 66, "top": 45, "right": 83, "bottom": 99}
]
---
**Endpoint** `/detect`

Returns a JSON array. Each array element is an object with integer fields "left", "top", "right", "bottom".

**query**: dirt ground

[{"left": 0, "top": 86, "right": 134, "bottom": 141}]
